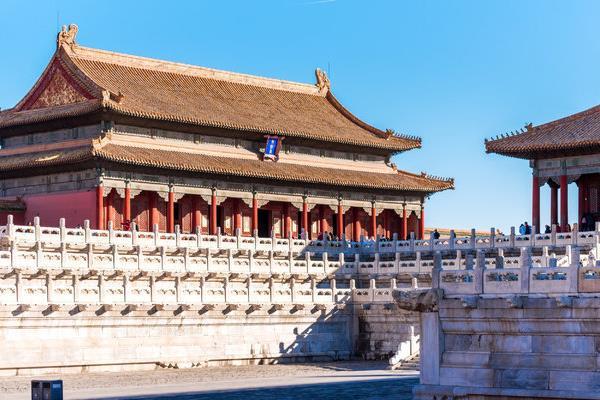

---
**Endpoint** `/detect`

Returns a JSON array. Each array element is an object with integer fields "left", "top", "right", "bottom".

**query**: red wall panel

[{"left": 23, "top": 190, "right": 96, "bottom": 228}]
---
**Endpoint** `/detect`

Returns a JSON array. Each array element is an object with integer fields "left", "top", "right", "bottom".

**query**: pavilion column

[
  {"left": 252, "top": 194, "right": 258, "bottom": 234},
  {"left": 532, "top": 175, "right": 540, "bottom": 234},
  {"left": 550, "top": 184, "right": 558, "bottom": 227},
  {"left": 167, "top": 189, "right": 175, "bottom": 233},
  {"left": 560, "top": 174, "right": 568, "bottom": 230},
  {"left": 353, "top": 208, "right": 361, "bottom": 241},
  {"left": 193, "top": 196, "right": 202, "bottom": 232},
  {"left": 123, "top": 185, "right": 131, "bottom": 223},
  {"left": 402, "top": 206, "right": 407, "bottom": 240},
  {"left": 210, "top": 189, "right": 217, "bottom": 235},
  {"left": 302, "top": 198, "right": 309, "bottom": 239},
  {"left": 419, "top": 204, "right": 425, "bottom": 240},
  {"left": 337, "top": 201, "right": 343, "bottom": 239},
  {"left": 371, "top": 202, "right": 377, "bottom": 239},
  {"left": 96, "top": 185, "right": 104, "bottom": 230}
]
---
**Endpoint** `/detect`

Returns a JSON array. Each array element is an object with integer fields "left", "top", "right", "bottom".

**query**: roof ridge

[{"left": 63, "top": 43, "right": 324, "bottom": 96}]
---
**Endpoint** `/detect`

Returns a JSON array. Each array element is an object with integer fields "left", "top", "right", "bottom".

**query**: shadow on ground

[{"left": 96, "top": 376, "right": 419, "bottom": 400}]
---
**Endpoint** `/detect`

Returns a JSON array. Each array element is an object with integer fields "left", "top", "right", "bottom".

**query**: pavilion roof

[
  {"left": 485, "top": 104, "right": 600, "bottom": 159},
  {"left": 0, "top": 138, "right": 454, "bottom": 194},
  {"left": 0, "top": 25, "right": 421, "bottom": 153}
]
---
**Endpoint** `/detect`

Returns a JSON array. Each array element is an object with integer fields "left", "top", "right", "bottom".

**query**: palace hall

[
  {"left": 0, "top": 25, "right": 452, "bottom": 240},
  {"left": 487, "top": 110, "right": 600, "bottom": 233}
]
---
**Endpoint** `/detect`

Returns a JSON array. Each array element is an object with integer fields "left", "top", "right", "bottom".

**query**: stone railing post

[
  {"left": 269, "top": 277, "right": 274, "bottom": 303},
  {"left": 175, "top": 276, "right": 182, "bottom": 304},
  {"left": 369, "top": 277, "right": 376, "bottom": 302},
  {"left": 330, "top": 278, "right": 337, "bottom": 302},
  {"left": 374, "top": 252, "right": 380, "bottom": 273},
  {"left": 15, "top": 271, "right": 23, "bottom": 303},
  {"left": 131, "top": 222, "right": 138, "bottom": 246},
  {"left": 236, "top": 228, "right": 242, "bottom": 250},
  {"left": 569, "top": 246, "right": 580, "bottom": 293},
  {"left": 455, "top": 250, "right": 462, "bottom": 269},
  {"left": 196, "top": 226, "right": 202, "bottom": 247},
  {"left": 249, "top": 250, "right": 254, "bottom": 273},
  {"left": 227, "top": 249, "right": 234, "bottom": 272},
  {"left": 153, "top": 224, "right": 159, "bottom": 247},
  {"left": 510, "top": 226, "right": 516, "bottom": 248},
  {"left": 290, "top": 276, "right": 296, "bottom": 303},
  {"left": 6, "top": 214, "right": 15, "bottom": 239},
  {"left": 112, "top": 244, "right": 119, "bottom": 271},
  {"left": 83, "top": 220, "right": 91, "bottom": 243},
  {"left": 474, "top": 249, "right": 485, "bottom": 294},
  {"left": 470, "top": 228, "right": 476, "bottom": 249},
  {"left": 107, "top": 220, "right": 114, "bottom": 245},
  {"left": 496, "top": 248, "right": 505, "bottom": 269},
  {"left": 415, "top": 251, "right": 422, "bottom": 272},
  {"left": 411, "top": 274, "right": 419, "bottom": 289},
  {"left": 432, "top": 251, "right": 442, "bottom": 289},
  {"left": 490, "top": 227, "right": 496, "bottom": 249},
  {"left": 269, "top": 250, "right": 275, "bottom": 273},
  {"left": 34, "top": 216, "right": 41, "bottom": 242},
  {"left": 520, "top": 247, "right": 531, "bottom": 294},
  {"left": 311, "top": 277, "right": 317, "bottom": 303},
  {"left": 175, "top": 225, "right": 181, "bottom": 247},
  {"left": 59, "top": 218, "right": 66, "bottom": 243},
  {"left": 46, "top": 273, "right": 53, "bottom": 304},
  {"left": 73, "top": 274, "right": 80, "bottom": 304},
  {"left": 531, "top": 226, "right": 537, "bottom": 247},
  {"left": 409, "top": 232, "right": 415, "bottom": 251},
  {"left": 323, "top": 251, "right": 329, "bottom": 274},
  {"left": 551, "top": 224, "right": 557, "bottom": 246},
  {"left": 247, "top": 276, "right": 252, "bottom": 303},
  {"left": 449, "top": 229, "right": 456, "bottom": 251}
]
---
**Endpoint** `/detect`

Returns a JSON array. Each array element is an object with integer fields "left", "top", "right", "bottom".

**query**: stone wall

[
  {"left": 413, "top": 293, "right": 600, "bottom": 400},
  {"left": 356, "top": 303, "right": 419, "bottom": 360},
  {"left": 0, "top": 304, "right": 353, "bottom": 376}
]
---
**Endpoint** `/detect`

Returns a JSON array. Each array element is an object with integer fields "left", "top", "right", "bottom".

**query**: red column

[
  {"left": 283, "top": 204, "right": 291, "bottom": 239},
  {"left": 371, "top": 204, "right": 377, "bottom": 239},
  {"left": 193, "top": 196, "right": 202, "bottom": 232},
  {"left": 382, "top": 210, "right": 388, "bottom": 238},
  {"left": 123, "top": 187, "right": 131, "bottom": 224},
  {"left": 319, "top": 205, "right": 326, "bottom": 234},
  {"left": 419, "top": 205, "right": 425, "bottom": 240},
  {"left": 353, "top": 208, "right": 361, "bottom": 241},
  {"left": 402, "top": 206, "right": 407, "bottom": 240},
  {"left": 149, "top": 192, "right": 157, "bottom": 230},
  {"left": 96, "top": 185, "right": 104, "bottom": 230},
  {"left": 560, "top": 174, "right": 568, "bottom": 230},
  {"left": 210, "top": 190, "right": 217, "bottom": 235},
  {"left": 252, "top": 196, "right": 258, "bottom": 234},
  {"left": 550, "top": 185, "right": 558, "bottom": 227},
  {"left": 337, "top": 202, "right": 343, "bottom": 239},
  {"left": 532, "top": 175, "right": 540, "bottom": 234},
  {"left": 106, "top": 190, "right": 114, "bottom": 227},
  {"left": 233, "top": 199, "right": 242, "bottom": 234},
  {"left": 578, "top": 180, "right": 585, "bottom": 227},
  {"left": 302, "top": 200, "right": 309, "bottom": 239},
  {"left": 167, "top": 191, "right": 175, "bottom": 233}
]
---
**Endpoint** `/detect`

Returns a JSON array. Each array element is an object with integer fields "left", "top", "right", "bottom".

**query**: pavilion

[{"left": 486, "top": 108, "right": 600, "bottom": 233}]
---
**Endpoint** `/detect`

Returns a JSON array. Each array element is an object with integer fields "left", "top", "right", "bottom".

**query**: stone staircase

[{"left": 391, "top": 352, "right": 420, "bottom": 371}]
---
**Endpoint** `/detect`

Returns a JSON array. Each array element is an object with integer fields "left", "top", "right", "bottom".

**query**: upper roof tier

[
  {"left": 485, "top": 104, "right": 600, "bottom": 159},
  {"left": 0, "top": 24, "right": 421, "bottom": 153}
]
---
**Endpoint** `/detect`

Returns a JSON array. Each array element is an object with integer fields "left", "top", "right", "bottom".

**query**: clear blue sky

[{"left": 1, "top": 0, "right": 599, "bottom": 232}]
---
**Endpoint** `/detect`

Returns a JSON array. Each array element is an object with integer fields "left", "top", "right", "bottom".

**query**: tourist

[
  {"left": 544, "top": 225, "right": 551, "bottom": 234},
  {"left": 524, "top": 222, "right": 531, "bottom": 235},
  {"left": 433, "top": 229, "right": 440, "bottom": 239},
  {"left": 519, "top": 223, "right": 526, "bottom": 235}
]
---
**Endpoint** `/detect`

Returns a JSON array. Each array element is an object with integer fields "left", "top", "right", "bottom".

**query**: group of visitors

[{"left": 518, "top": 222, "right": 532, "bottom": 235}]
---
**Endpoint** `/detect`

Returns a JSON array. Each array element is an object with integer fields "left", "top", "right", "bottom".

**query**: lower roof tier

[{"left": 0, "top": 139, "right": 454, "bottom": 195}]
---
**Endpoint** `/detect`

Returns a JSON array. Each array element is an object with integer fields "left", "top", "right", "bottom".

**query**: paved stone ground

[{"left": 0, "top": 361, "right": 419, "bottom": 399}]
